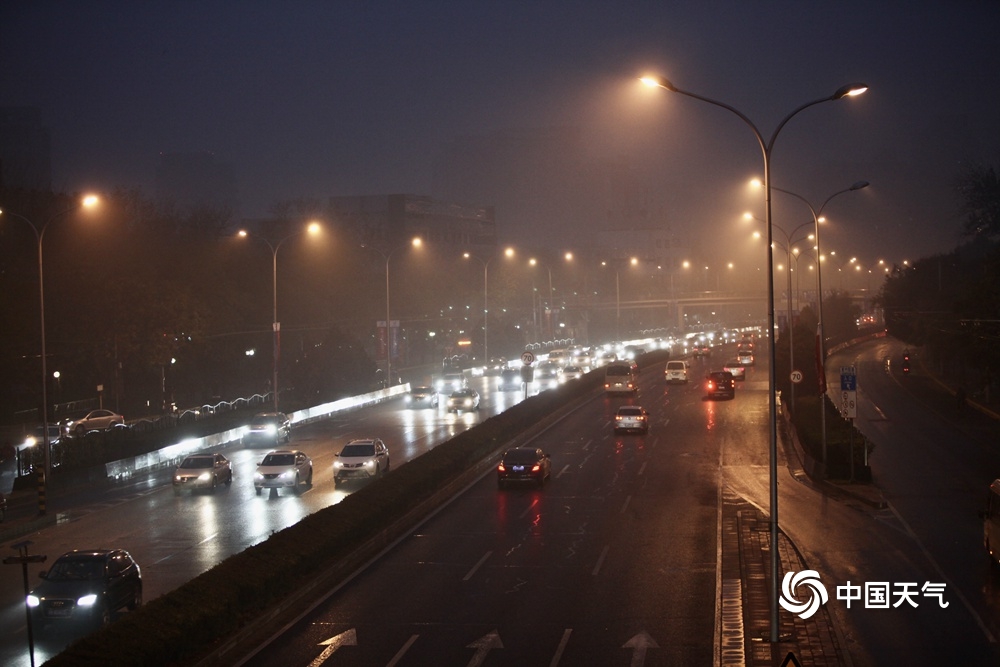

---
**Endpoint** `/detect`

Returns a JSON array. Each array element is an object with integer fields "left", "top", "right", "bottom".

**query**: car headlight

[
  {"left": 77, "top": 594, "right": 98, "bottom": 607},
  {"left": 198, "top": 472, "right": 212, "bottom": 481},
  {"left": 264, "top": 424, "right": 277, "bottom": 434},
  {"left": 333, "top": 461, "right": 343, "bottom": 469},
  {"left": 26, "top": 595, "right": 40, "bottom": 608},
  {"left": 364, "top": 460, "right": 375, "bottom": 467},
  {"left": 254, "top": 472, "right": 264, "bottom": 481},
  {"left": 279, "top": 470, "right": 294, "bottom": 479}
]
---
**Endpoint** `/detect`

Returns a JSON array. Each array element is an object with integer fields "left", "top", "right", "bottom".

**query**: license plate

[{"left": 512, "top": 465, "right": 525, "bottom": 472}]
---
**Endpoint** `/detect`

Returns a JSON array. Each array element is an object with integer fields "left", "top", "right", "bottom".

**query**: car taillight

[
  {"left": 531, "top": 464, "right": 541, "bottom": 472},
  {"left": 708, "top": 381, "right": 715, "bottom": 389},
  {"left": 497, "top": 463, "right": 506, "bottom": 472}
]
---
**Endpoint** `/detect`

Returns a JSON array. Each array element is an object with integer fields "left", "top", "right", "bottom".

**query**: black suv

[
  {"left": 28, "top": 549, "right": 142, "bottom": 631},
  {"left": 705, "top": 371, "right": 736, "bottom": 400}
]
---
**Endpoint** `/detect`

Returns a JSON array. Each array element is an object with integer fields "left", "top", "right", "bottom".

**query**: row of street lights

[{"left": 641, "top": 73, "right": 868, "bottom": 644}]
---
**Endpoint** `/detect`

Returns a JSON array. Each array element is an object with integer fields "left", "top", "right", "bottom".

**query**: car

[
  {"left": 65, "top": 409, "right": 124, "bottom": 436},
  {"left": 738, "top": 351, "right": 755, "bottom": 366},
  {"left": 693, "top": 344, "right": 711, "bottom": 358},
  {"left": 27, "top": 549, "right": 142, "bottom": 631},
  {"left": 242, "top": 412, "right": 291, "bottom": 446},
  {"left": 614, "top": 405, "right": 650, "bottom": 433},
  {"left": 172, "top": 453, "right": 233, "bottom": 493},
  {"left": 498, "top": 367, "right": 522, "bottom": 391},
  {"left": 573, "top": 350, "right": 594, "bottom": 370},
  {"left": 483, "top": 357, "right": 508, "bottom": 376},
  {"left": 705, "top": 371, "right": 736, "bottom": 399},
  {"left": 722, "top": 359, "right": 746, "bottom": 380},
  {"left": 497, "top": 447, "right": 552, "bottom": 488},
  {"left": 334, "top": 438, "right": 390, "bottom": 483},
  {"left": 19, "top": 423, "right": 62, "bottom": 450},
  {"left": 664, "top": 360, "right": 689, "bottom": 384},
  {"left": 435, "top": 372, "right": 468, "bottom": 393},
  {"left": 560, "top": 365, "right": 585, "bottom": 381},
  {"left": 447, "top": 388, "right": 481, "bottom": 412},
  {"left": 404, "top": 386, "right": 439, "bottom": 408},
  {"left": 254, "top": 450, "right": 313, "bottom": 495},
  {"left": 535, "top": 362, "right": 561, "bottom": 389},
  {"left": 596, "top": 351, "right": 618, "bottom": 367}
]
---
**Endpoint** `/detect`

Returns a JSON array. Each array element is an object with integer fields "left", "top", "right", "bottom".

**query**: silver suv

[
  {"left": 333, "top": 438, "right": 390, "bottom": 484},
  {"left": 254, "top": 450, "right": 313, "bottom": 495}
]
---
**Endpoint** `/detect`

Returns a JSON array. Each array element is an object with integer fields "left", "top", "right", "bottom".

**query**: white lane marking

[
  {"left": 556, "top": 464, "right": 570, "bottom": 479},
  {"left": 152, "top": 532, "right": 219, "bottom": 565},
  {"left": 519, "top": 499, "right": 539, "bottom": 519},
  {"left": 549, "top": 628, "right": 572, "bottom": 667},
  {"left": 620, "top": 495, "right": 632, "bottom": 514},
  {"left": 638, "top": 462, "right": 648, "bottom": 476},
  {"left": 582, "top": 439, "right": 593, "bottom": 451},
  {"left": 592, "top": 545, "right": 610, "bottom": 576},
  {"left": 308, "top": 628, "right": 357, "bottom": 667},
  {"left": 463, "top": 550, "right": 493, "bottom": 581},
  {"left": 385, "top": 634, "right": 419, "bottom": 667}
]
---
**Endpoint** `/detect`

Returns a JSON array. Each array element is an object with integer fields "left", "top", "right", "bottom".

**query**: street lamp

[
  {"left": 601, "top": 256, "right": 638, "bottom": 342},
  {"left": 766, "top": 181, "right": 870, "bottom": 474},
  {"left": 363, "top": 237, "right": 422, "bottom": 388},
  {"left": 1, "top": 194, "right": 100, "bottom": 513},
  {"left": 238, "top": 221, "right": 321, "bottom": 410},
  {"left": 529, "top": 252, "right": 573, "bottom": 340},
  {"left": 642, "top": 73, "right": 867, "bottom": 643},
  {"left": 464, "top": 247, "right": 514, "bottom": 366}
]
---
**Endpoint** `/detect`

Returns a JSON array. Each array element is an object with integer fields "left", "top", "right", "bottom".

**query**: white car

[
  {"left": 172, "top": 453, "right": 233, "bottom": 494},
  {"left": 664, "top": 360, "right": 689, "bottom": 384},
  {"left": 65, "top": 409, "right": 125, "bottom": 436},
  {"left": 254, "top": 450, "right": 313, "bottom": 495},
  {"left": 447, "top": 388, "right": 481, "bottom": 412},
  {"left": 334, "top": 438, "right": 390, "bottom": 484},
  {"left": 560, "top": 365, "right": 585, "bottom": 381}
]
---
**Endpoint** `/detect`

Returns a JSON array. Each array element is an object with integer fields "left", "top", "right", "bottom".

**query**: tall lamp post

[
  {"left": 1, "top": 195, "right": 100, "bottom": 513},
  {"left": 769, "top": 181, "right": 869, "bottom": 473},
  {"left": 464, "top": 247, "right": 514, "bottom": 366},
  {"left": 529, "top": 252, "right": 573, "bottom": 340},
  {"left": 238, "top": 222, "right": 321, "bottom": 410},
  {"left": 364, "top": 237, "right": 422, "bottom": 388},
  {"left": 601, "top": 256, "right": 638, "bottom": 342},
  {"left": 642, "top": 74, "right": 867, "bottom": 643}
]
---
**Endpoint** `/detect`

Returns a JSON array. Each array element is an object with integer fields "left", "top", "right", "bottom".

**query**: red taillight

[
  {"left": 497, "top": 463, "right": 506, "bottom": 472},
  {"left": 708, "top": 381, "right": 715, "bottom": 390},
  {"left": 531, "top": 463, "right": 541, "bottom": 472}
]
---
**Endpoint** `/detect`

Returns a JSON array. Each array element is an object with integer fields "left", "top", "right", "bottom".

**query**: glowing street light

[
  {"left": 529, "top": 252, "right": 574, "bottom": 340},
  {"left": 238, "top": 221, "right": 322, "bottom": 409},
  {"left": 0, "top": 194, "right": 101, "bottom": 512},
  {"left": 642, "top": 73, "right": 867, "bottom": 643},
  {"left": 363, "top": 237, "right": 422, "bottom": 388},
  {"left": 464, "top": 246, "right": 515, "bottom": 365}
]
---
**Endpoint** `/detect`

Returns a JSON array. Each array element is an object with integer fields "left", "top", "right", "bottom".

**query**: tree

[{"left": 957, "top": 161, "right": 1000, "bottom": 239}]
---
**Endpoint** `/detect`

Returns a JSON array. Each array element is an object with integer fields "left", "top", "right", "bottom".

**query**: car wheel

[
  {"left": 225, "top": 471, "right": 233, "bottom": 486},
  {"left": 497, "top": 478, "right": 505, "bottom": 489},
  {"left": 75, "top": 424, "right": 86, "bottom": 436},
  {"left": 210, "top": 475, "right": 218, "bottom": 491},
  {"left": 173, "top": 486, "right": 182, "bottom": 496},
  {"left": 306, "top": 468, "right": 313, "bottom": 486},
  {"left": 293, "top": 474, "right": 301, "bottom": 494},
  {"left": 128, "top": 584, "right": 143, "bottom": 611},
  {"left": 255, "top": 487, "right": 262, "bottom": 496},
  {"left": 385, "top": 458, "right": 391, "bottom": 473},
  {"left": 99, "top": 601, "right": 112, "bottom": 626}
]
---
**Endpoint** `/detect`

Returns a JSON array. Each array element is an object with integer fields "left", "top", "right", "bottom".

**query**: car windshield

[
  {"left": 710, "top": 373, "right": 731, "bottom": 381},
  {"left": 261, "top": 453, "right": 294, "bottom": 466},
  {"left": 503, "top": 450, "right": 539, "bottom": 464},
  {"left": 48, "top": 557, "right": 104, "bottom": 581},
  {"left": 618, "top": 408, "right": 643, "bottom": 416},
  {"left": 411, "top": 388, "right": 432, "bottom": 396},
  {"left": 451, "top": 390, "right": 474, "bottom": 398},
  {"left": 341, "top": 443, "right": 375, "bottom": 457},
  {"left": 251, "top": 415, "right": 282, "bottom": 426},
  {"left": 180, "top": 457, "right": 213, "bottom": 469}
]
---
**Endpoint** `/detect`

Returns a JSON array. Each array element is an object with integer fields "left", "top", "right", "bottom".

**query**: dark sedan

[
  {"left": 27, "top": 549, "right": 142, "bottom": 631},
  {"left": 705, "top": 371, "right": 736, "bottom": 400},
  {"left": 497, "top": 447, "right": 552, "bottom": 488}
]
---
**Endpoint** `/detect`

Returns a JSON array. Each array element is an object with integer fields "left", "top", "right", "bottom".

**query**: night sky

[{"left": 2, "top": 1, "right": 998, "bottom": 271}]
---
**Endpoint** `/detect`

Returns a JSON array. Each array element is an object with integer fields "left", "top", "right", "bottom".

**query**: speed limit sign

[
  {"left": 520, "top": 351, "right": 535, "bottom": 365},
  {"left": 790, "top": 370, "right": 803, "bottom": 384}
]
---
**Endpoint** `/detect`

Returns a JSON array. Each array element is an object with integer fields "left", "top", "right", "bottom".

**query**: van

[
  {"left": 983, "top": 479, "right": 1000, "bottom": 567},
  {"left": 604, "top": 362, "right": 638, "bottom": 393},
  {"left": 665, "top": 360, "right": 689, "bottom": 384}
]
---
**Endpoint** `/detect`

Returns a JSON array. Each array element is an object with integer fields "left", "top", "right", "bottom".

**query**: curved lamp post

[
  {"left": 769, "top": 181, "right": 869, "bottom": 473},
  {"left": 238, "top": 221, "right": 321, "bottom": 410},
  {"left": 464, "top": 247, "right": 515, "bottom": 366},
  {"left": 641, "top": 74, "right": 867, "bottom": 643},
  {"left": 529, "top": 252, "right": 573, "bottom": 341},
  {"left": 363, "top": 237, "right": 422, "bottom": 388},
  {"left": 0, "top": 194, "right": 100, "bottom": 513}
]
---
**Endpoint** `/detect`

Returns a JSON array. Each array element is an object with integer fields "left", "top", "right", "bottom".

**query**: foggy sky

[{"left": 2, "top": 1, "right": 998, "bottom": 269}]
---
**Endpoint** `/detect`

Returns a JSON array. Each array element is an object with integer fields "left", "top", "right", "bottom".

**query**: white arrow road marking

[
  {"left": 385, "top": 634, "right": 419, "bottom": 667},
  {"left": 466, "top": 630, "right": 503, "bottom": 667},
  {"left": 623, "top": 631, "right": 659, "bottom": 667},
  {"left": 308, "top": 628, "right": 357, "bottom": 667}
]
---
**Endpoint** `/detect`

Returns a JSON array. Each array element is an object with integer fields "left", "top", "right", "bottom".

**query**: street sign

[
  {"left": 790, "top": 370, "right": 803, "bottom": 384},
  {"left": 520, "top": 351, "right": 535, "bottom": 365},
  {"left": 840, "top": 366, "right": 857, "bottom": 418}
]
